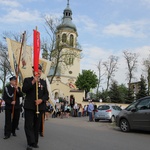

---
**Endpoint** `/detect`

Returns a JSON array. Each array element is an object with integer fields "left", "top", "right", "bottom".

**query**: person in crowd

[
  {"left": 60, "top": 102, "right": 65, "bottom": 119},
  {"left": 86, "top": 105, "right": 89, "bottom": 116},
  {"left": 64, "top": 103, "right": 68, "bottom": 117},
  {"left": 78, "top": 104, "right": 83, "bottom": 117},
  {"left": 70, "top": 96, "right": 75, "bottom": 108},
  {"left": 70, "top": 96, "right": 75, "bottom": 116},
  {"left": 45, "top": 101, "right": 51, "bottom": 120},
  {"left": 83, "top": 105, "right": 87, "bottom": 116},
  {"left": 73, "top": 102, "right": 78, "bottom": 117},
  {"left": 66, "top": 104, "right": 71, "bottom": 118},
  {"left": 55, "top": 102, "right": 61, "bottom": 118},
  {"left": 2, "top": 76, "right": 23, "bottom": 139},
  {"left": 22, "top": 64, "right": 49, "bottom": 150},
  {"left": 88, "top": 100, "right": 94, "bottom": 122}
]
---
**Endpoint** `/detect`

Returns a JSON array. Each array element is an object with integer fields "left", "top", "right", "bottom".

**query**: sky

[{"left": 1, "top": 0, "right": 150, "bottom": 89}]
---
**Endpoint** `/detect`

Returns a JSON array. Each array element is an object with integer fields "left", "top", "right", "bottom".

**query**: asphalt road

[{"left": 0, "top": 112, "right": 150, "bottom": 150}]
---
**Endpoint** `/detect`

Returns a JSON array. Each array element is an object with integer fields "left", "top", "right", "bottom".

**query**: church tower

[
  {"left": 52, "top": 0, "right": 81, "bottom": 85},
  {"left": 50, "top": 0, "right": 83, "bottom": 101}
]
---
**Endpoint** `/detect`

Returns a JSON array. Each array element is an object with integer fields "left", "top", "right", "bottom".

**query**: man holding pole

[
  {"left": 22, "top": 64, "right": 49, "bottom": 150},
  {"left": 2, "top": 76, "right": 23, "bottom": 139}
]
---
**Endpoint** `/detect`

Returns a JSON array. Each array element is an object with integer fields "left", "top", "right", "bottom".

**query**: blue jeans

[
  {"left": 88, "top": 112, "right": 93, "bottom": 121},
  {"left": 78, "top": 112, "right": 81, "bottom": 117}
]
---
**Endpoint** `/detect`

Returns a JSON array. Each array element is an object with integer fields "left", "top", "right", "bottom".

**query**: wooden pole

[{"left": 12, "top": 31, "right": 26, "bottom": 119}]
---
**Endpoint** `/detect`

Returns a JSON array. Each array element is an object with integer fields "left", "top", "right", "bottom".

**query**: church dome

[{"left": 57, "top": 1, "right": 77, "bottom": 32}]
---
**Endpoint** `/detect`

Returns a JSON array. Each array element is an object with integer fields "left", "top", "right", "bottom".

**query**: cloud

[
  {"left": 103, "top": 20, "right": 149, "bottom": 38},
  {"left": 75, "top": 15, "right": 98, "bottom": 33},
  {"left": 81, "top": 45, "right": 114, "bottom": 73},
  {"left": 0, "top": 0, "right": 20, "bottom": 7},
  {"left": 0, "top": 9, "right": 42, "bottom": 23}
]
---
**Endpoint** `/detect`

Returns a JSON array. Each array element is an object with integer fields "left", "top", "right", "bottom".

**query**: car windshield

[
  {"left": 125, "top": 100, "right": 139, "bottom": 111},
  {"left": 112, "top": 105, "right": 122, "bottom": 111},
  {"left": 98, "top": 105, "right": 110, "bottom": 110}
]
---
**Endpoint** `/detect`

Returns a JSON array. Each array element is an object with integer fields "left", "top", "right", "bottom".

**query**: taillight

[{"left": 106, "top": 109, "right": 112, "bottom": 112}]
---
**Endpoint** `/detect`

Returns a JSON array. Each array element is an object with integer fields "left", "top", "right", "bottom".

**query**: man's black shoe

[
  {"left": 12, "top": 133, "right": 17, "bottom": 136},
  {"left": 3, "top": 136, "right": 10, "bottom": 139},
  {"left": 26, "top": 145, "right": 32, "bottom": 150},
  {"left": 32, "top": 143, "right": 39, "bottom": 148}
]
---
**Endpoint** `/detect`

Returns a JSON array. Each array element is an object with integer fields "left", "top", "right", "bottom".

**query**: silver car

[
  {"left": 116, "top": 96, "right": 150, "bottom": 132},
  {"left": 94, "top": 104, "right": 122, "bottom": 122}
]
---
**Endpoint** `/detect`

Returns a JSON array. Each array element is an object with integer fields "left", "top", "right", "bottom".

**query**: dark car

[{"left": 116, "top": 96, "right": 150, "bottom": 132}]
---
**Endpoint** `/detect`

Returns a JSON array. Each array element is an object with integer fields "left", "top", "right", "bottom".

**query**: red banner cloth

[{"left": 33, "top": 30, "right": 40, "bottom": 76}]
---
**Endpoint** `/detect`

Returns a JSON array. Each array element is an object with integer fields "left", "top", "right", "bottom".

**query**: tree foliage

[
  {"left": 117, "top": 84, "right": 128, "bottom": 103},
  {"left": 143, "top": 55, "right": 150, "bottom": 95},
  {"left": 75, "top": 70, "right": 98, "bottom": 98},
  {"left": 136, "top": 75, "right": 147, "bottom": 99},
  {"left": 125, "top": 89, "right": 134, "bottom": 104},
  {"left": 109, "top": 80, "right": 121, "bottom": 103}
]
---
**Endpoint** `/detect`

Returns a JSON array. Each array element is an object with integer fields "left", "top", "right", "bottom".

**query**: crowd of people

[{"left": 45, "top": 98, "right": 97, "bottom": 122}]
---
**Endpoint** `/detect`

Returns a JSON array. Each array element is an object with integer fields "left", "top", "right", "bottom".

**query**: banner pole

[{"left": 12, "top": 31, "right": 26, "bottom": 119}]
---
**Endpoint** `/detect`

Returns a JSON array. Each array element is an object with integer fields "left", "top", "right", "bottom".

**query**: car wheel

[
  {"left": 95, "top": 119, "right": 99, "bottom": 122},
  {"left": 120, "top": 119, "right": 130, "bottom": 132},
  {"left": 110, "top": 116, "right": 115, "bottom": 123}
]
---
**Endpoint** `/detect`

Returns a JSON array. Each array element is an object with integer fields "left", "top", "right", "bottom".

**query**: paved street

[{"left": 0, "top": 112, "right": 150, "bottom": 150}]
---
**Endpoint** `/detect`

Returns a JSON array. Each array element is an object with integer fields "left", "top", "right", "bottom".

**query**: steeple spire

[{"left": 67, "top": 0, "right": 69, "bottom": 7}]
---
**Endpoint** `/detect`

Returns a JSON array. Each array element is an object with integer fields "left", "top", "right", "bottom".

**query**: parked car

[
  {"left": 116, "top": 96, "right": 150, "bottom": 132},
  {"left": 94, "top": 104, "right": 122, "bottom": 122}
]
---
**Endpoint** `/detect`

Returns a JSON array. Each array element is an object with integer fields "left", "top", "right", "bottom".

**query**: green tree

[
  {"left": 109, "top": 80, "right": 121, "bottom": 103},
  {"left": 75, "top": 70, "right": 98, "bottom": 98},
  {"left": 125, "top": 89, "right": 134, "bottom": 104},
  {"left": 136, "top": 75, "right": 147, "bottom": 99},
  {"left": 118, "top": 84, "right": 128, "bottom": 103},
  {"left": 97, "top": 89, "right": 109, "bottom": 102}
]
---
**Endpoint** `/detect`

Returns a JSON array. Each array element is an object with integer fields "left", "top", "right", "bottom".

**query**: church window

[
  {"left": 69, "top": 71, "right": 72, "bottom": 74},
  {"left": 58, "top": 35, "right": 60, "bottom": 41},
  {"left": 62, "top": 34, "right": 67, "bottom": 42},
  {"left": 70, "top": 34, "right": 74, "bottom": 47},
  {"left": 65, "top": 56, "right": 74, "bottom": 65},
  {"left": 56, "top": 35, "right": 60, "bottom": 47},
  {"left": 69, "top": 57, "right": 74, "bottom": 65}
]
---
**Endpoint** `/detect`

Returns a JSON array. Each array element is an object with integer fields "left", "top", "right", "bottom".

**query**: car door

[{"left": 131, "top": 98, "right": 150, "bottom": 130}]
